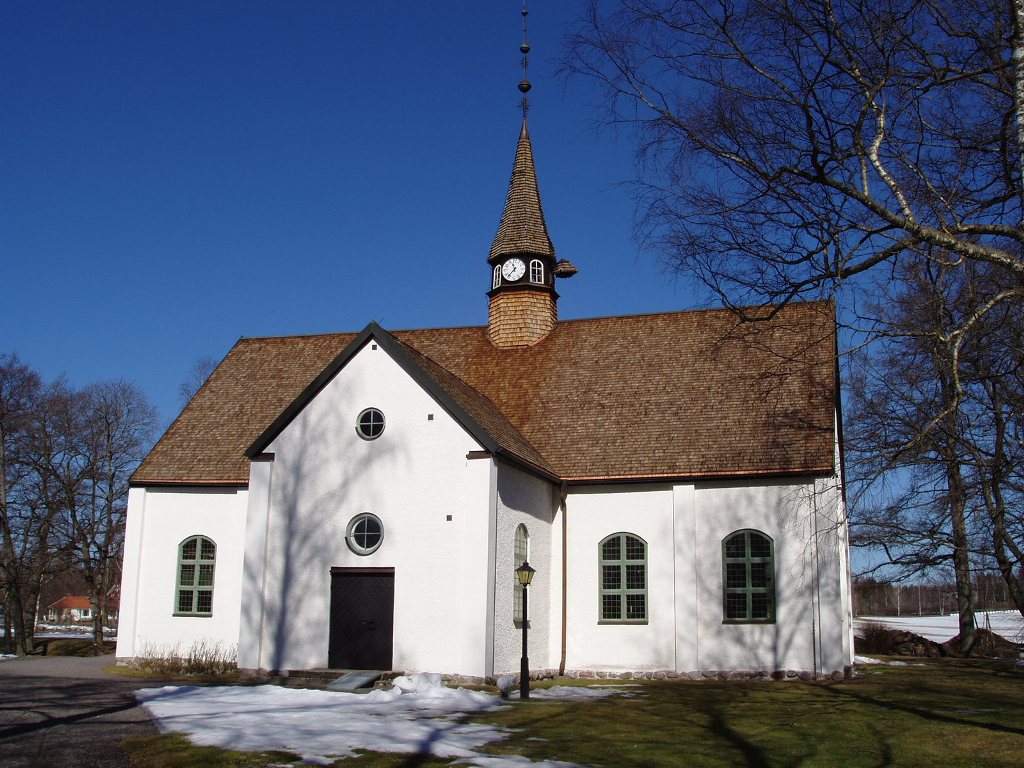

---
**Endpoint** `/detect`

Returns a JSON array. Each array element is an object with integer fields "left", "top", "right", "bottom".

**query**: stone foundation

[
  {"left": 560, "top": 667, "right": 853, "bottom": 682},
  {"left": 240, "top": 665, "right": 854, "bottom": 688}
]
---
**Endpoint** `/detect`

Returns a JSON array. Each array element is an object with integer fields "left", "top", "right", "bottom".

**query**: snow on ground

[
  {"left": 526, "top": 685, "right": 632, "bottom": 701},
  {"left": 855, "top": 610, "right": 1023, "bottom": 643},
  {"left": 853, "top": 655, "right": 883, "bottom": 665},
  {"left": 137, "top": 672, "right": 622, "bottom": 766}
]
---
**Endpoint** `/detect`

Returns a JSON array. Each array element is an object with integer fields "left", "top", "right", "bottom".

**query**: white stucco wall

[
  {"left": 812, "top": 473, "right": 854, "bottom": 672},
  {"left": 491, "top": 463, "right": 559, "bottom": 675},
  {"left": 562, "top": 477, "right": 851, "bottom": 676},
  {"left": 691, "top": 479, "right": 821, "bottom": 673},
  {"left": 116, "top": 485, "right": 248, "bottom": 660},
  {"left": 564, "top": 484, "right": 677, "bottom": 672},
  {"left": 240, "top": 338, "right": 493, "bottom": 676}
]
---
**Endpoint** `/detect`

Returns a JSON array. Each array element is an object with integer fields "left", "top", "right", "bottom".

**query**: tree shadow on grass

[{"left": 821, "top": 682, "right": 1024, "bottom": 738}]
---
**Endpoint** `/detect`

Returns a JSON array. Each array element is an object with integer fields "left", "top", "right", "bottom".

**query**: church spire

[
  {"left": 488, "top": 119, "right": 556, "bottom": 262},
  {"left": 486, "top": 2, "right": 575, "bottom": 349}
]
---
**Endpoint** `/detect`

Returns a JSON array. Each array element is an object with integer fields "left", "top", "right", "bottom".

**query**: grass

[
  {"left": 107, "top": 664, "right": 241, "bottom": 684},
  {"left": 122, "top": 658, "right": 1024, "bottom": 768},
  {"left": 123, "top": 734, "right": 301, "bottom": 768}
]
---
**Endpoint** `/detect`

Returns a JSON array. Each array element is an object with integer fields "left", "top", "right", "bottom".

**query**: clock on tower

[{"left": 501, "top": 258, "right": 526, "bottom": 282}]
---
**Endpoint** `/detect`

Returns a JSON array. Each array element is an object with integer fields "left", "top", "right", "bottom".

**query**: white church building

[{"left": 116, "top": 114, "right": 853, "bottom": 682}]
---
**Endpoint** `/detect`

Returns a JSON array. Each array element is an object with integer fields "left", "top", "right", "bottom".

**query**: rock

[{"left": 944, "top": 628, "right": 1021, "bottom": 659}]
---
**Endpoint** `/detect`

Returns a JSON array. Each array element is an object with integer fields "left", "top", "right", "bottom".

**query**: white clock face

[{"left": 501, "top": 258, "right": 526, "bottom": 281}]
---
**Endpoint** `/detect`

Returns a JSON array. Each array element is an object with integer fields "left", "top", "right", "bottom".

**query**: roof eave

[
  {"left": 128, "top": 479, "right": 250, "bottom": 489},
  {"left": 561, "top": 465, "right": 837, "bottom": 485}
]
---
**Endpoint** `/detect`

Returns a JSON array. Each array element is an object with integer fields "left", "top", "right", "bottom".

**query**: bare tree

[
  {"left": 178, "top": 355, "right": 219, "bottom": 408},
  {"left": 846, "top": 252, "right": 1024, "bottom": 647},
  {"left": 957, "top": 276, "right": 1024, "bottom": 614},
  {"left": 0, "top": 355, "right": 58, "bottom": 654},
  {"left": 1, "top": 353, "right": 157, "bottom": 653},
  {"left": 847, "top": 259, "right": 978, "bottom": 650},
  {"left": 40, "top": 381, "right": 157, "bottom": 648},
  {"left": 565, "top": 0, "right": 1024, "bottom": 306}
]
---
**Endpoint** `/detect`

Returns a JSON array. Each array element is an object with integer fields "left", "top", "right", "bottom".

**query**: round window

[
  {"left": 346, "top": 513, "right": 383, "bottom": 555},
  {"left": 356, "top": 408, "right": 385, "bottom": 440}
]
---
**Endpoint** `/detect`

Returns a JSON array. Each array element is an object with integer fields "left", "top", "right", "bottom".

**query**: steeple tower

[{"left": 486, "top": 2, "right": 576, "bottom": 349}]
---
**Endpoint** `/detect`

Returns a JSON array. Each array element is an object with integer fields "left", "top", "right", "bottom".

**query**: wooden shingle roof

[{"left": 132, "top": 301, "right": 837, "bottom": 486}]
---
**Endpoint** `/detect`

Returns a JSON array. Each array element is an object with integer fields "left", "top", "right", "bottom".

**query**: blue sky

[{"left": 2, "top": 1, "right": 698, "bottom": 424}]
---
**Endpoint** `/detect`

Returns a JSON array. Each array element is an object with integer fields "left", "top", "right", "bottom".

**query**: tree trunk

[
  {"left": 91, "top": 597, "right": 104, "bottom": 654},
  {"left": 947, "top": 460, "right": 976, "bottom": 656},
  {"left": 1012, "top": 0, "right": 1024, "bottom": 212},
  {"left": 2, "top": 599, "right": 10, "bottom": 653}
]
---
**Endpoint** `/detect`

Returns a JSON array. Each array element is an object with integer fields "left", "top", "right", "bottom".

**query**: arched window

[
  {"left": 599, "top": 533, "right": 647, "bottom": 623},
  {"left": 493, "top": 265, "right": 501, "bottom": 289},
  {"left": 176, "top": 536, "right": 216, "bottom": 616},
  {"left": 722, "top": 530, "right": 775, "bottom": 623},
  {"left": 529, "top": 259, "right": 543, "bottom": 283},
  {"left": 513, "top": 524, "right": 529, "bottom": 624}
]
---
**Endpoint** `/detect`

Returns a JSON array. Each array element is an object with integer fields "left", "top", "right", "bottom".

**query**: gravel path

[{"left": 0, "top": 655, "right": 160, "bottom": 767}]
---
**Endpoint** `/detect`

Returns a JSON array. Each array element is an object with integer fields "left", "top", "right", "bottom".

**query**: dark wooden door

[{"left": 328, "top": 569, "right": 394, "bottom": 670}]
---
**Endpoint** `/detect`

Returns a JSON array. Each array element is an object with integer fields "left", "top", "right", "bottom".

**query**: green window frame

[
  {"left": 176, "top": 535, "right": 216, "bottom": 616},
  {"left": 722, "top": 530, "right": 775, "bottom": 623},
  {"left": 513, "top": 524, "right": 529, "bottom": 624},
  {"left": 599, "top": 532, "right": 647, "bottom": 624}
]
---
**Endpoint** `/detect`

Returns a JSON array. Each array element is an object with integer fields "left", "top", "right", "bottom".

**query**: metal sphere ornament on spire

[{"left": 519, "top": 1, "right": 531, "bottom": 109}]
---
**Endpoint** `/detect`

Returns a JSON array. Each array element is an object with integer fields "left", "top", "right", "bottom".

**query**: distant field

[{"left": 855, "top": 610, "right": 1023, "bottom": 643}]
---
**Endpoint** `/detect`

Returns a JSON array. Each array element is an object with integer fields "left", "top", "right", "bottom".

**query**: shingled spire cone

[{"left": 489, "top": 119, "right": 556, "bottom": 261}]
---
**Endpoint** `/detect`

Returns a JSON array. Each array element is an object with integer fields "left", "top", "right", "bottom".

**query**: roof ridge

[
  {"left": 551, "top": 299, "right": 833, "bottom": 326},
  {"left": 238, "top": 331, "right": 359, "bottom": 342}
]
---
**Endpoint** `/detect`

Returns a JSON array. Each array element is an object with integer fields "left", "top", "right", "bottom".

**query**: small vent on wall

[
  {"left": 427, "top": 414, "right": 434, "bottom": 421},
  {"left": 371, "top": 343, "right": 378, "bottom": 350}
]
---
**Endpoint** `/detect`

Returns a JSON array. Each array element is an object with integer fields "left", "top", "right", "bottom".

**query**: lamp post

[{"left": 516, "top": 560, "right": 536, "bottom": 700}]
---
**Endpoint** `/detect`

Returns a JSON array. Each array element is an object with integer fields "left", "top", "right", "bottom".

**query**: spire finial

[{"left": 518, "top": 1, "right": 532, "bottom": 116}]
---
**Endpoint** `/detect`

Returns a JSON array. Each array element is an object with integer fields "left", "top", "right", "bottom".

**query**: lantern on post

[{"left": 515, "top": 560, "right": 536, "bottom": 699}]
